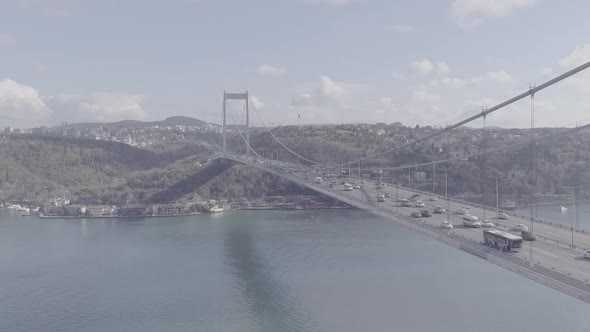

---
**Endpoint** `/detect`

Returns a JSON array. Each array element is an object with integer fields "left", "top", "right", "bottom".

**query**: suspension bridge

[{"left": 211, "top": 59, "right": 590, "bottom": 304}]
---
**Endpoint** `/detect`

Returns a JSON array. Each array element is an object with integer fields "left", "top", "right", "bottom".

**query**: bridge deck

[{"left": 223, "top": 156, "right": 590, "bottom": 305}]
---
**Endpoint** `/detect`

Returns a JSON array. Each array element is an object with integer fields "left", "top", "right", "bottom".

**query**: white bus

[{"left": 483, "top": 229, "right": 523, "bottom": 252}]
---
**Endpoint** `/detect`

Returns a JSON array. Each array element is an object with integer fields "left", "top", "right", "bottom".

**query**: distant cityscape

[{"left": 2, "top": 121, "right": 220, "bottom": 148}]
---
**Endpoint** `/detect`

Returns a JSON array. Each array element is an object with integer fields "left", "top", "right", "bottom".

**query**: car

[
  {"left": 584, "top": 250, "right": 590, "bottom": 259},
  {"left": 411, "top": 211, "right": 421, "bottom": 218},
  {"left": 512, "top": 224, "right": 529, "bottom": 232},
  {"left": 401, "top": 200, "right": 412, "bottom": 207},
  {"left": 421, "top": 209, "right": 432, "bottom": 217},
  {"left": 454, "top": 208, "right": 469, "bottom": 215},
  {"left": 433, "top": 206, "right": 446, "bottom": 214},
  {"left": 384, "top": 193, "right": 391, "bottom": 198},
  {"left": 463, "top": 214, "right": 482, "bottom": 228},
  {"left": 521, "top": 230, "right": 537, "bottom": 241},
  {"left": 498, "top": 212, "right": 510, "bottom": 220},
  {"left": 411, "top": 194, "right": 421, "bottom": 200},
  {"left": 481, "top": 220, "right": 494, "bottom": 228},
  {"left": 413, "top": 201, "right": 425, "bottom": 207},
  {"left": 440, "top": 221, "right": 453, "bottom": 229},
  {"left": 353, "top": 185, "right": 361, "bottom": 189},
  {"left": 428, "top": 197, "right": 438, "bottom": 201}
]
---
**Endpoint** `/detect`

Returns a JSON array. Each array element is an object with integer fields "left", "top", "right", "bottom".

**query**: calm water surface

[
  {"left": 514, "top": 203, "right": 590, "bottom": 230},
  {"left": 1, "top": 209, "right": 589, "bottom": 332}
]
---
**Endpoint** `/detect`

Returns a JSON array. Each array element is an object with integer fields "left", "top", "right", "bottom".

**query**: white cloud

[
  {"left": 411, "top": 59, "right": 435, "bottom": 75},
  {"left": 0, "top": 79, "right": 149, "bottom": 128},
  {"left": 412, "top": 89, "right": 440, "bottom": 104},
  {"left": 0, "top": 79, "right": 52, "bottom": 127},
  {"left": 290, "top": 76, "right": 368, "bottom": 123},
  {"left": 441, "top": 77, "right": 466, "bottom": 89},
  {"left": 372, "top": 96, "right": 396, "bottom": 115},
  {"left": 411, "top": 59, "right": 451, "bottom": 76},
  {"left": 391, "top": 71, "right": 405, "bottom": 80},
  {"left": 303, "top": 0, "right": 360, "bottom": 5},
  {"left": 45, "top": 93, "right": 147, "bottom": 123},
  {"left": 451, "top": 0, "right": 537, "bottom": 28},
  {"left": 437, "top": 62, "right": 451, "bottom": 75},
  {"left": 558, "top": 44, "right": 590, "bottom": 94},
  {"left": 250, "top": 96, "right": 265, "bottom": 109},
  {"left": 384, "top": 24, "right": 416, "bottom": 32},
  {"left": 472, "top": 70, "right": 514, "bottom": 83},
  {"left": 256, "top": 64, "right": 288, "bottom": 77}
]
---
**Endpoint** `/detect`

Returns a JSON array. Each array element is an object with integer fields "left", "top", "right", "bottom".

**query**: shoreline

[
  {"left": 34, "top": 206, "right": 352, "bottom": 220},
  {"left": 37, "top": 213, "right": 201, "bottom": 219}
]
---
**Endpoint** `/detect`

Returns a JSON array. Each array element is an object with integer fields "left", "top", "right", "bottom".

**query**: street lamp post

[
  {"left": 488, "top": 175, "right": 505, "bottom": 219},
  {"left": 563, "top": 185, "right": 584, "bottom": 248},
  {"left": 445, "top": 170, "right": 449, "bottom": 223}
]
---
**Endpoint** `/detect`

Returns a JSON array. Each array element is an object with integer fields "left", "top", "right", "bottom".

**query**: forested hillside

[{"left": 0, "top": 135, "right": 313, "bottom": 204}]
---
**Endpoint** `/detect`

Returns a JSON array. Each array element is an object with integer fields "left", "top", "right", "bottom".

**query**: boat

[
  {"left": 560, "top": 206, "right": 567, "bottom": 213},
  {"left": 21, "top": 208, "right": 31, "bottom": 216},
  {"left": 208, "top": 206, "right": 224, "bottom": 213}
]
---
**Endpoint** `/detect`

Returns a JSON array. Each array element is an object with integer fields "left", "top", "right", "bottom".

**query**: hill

[
  {"left": 67, "top": 116, "right": 211, "bottom": 129},
  {"left": 0, "top": 135, "right": 313, "bottom": 204}
]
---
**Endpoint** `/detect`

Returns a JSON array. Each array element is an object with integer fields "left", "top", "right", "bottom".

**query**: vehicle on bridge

[
  {"left": 377, "top": 194, "right": 385, "bottom": 202},
  {"left": 440, "top": 221, "right": 453, "bottom": 229},
  {"left": 483, "top": 229, "right": 523, "bottom": 252},
  {"left": 511, "top": 224, "right": 529, "bottom": 232},
  {"left": 421, "top": 209, "right": 432, "bottom": 217},
  {"left": 481, "top": 220, "right": 494, "bottom": 228},
  {"left": 584, "top": 250, "right": 590, "bottom": 259},
  {"left": 497, "top": 212, "right": 510, "bottom": 220},
  {"left": 344, "top": 183, "right": 353, "bottom": 191},
  {"left": 463, "top": 215, "right": 482, "bottom": 228},
  {"left": 353, "top": 184, "right": 361, "bottom": 189},
  {"left": 411, "top": 211, "right": 421, "bottom": 218},
  {"left": 413, "top": 201, "right": 425, "bottom": 207},
  {"left": 411, "top": 194, "right": 420, "bottom": 200},
  {"left": 521, "top": 230, "right": 537, "bottom": 241},
  {"left": 315, "top": 177, "right": 323, "bottom": 184},
  {"left": 433, "top": 205, "right": 446, "bottom": 214},
  {"left": 454, "top": 207, "right": 470, "bottom": 215},
  {"left": 400, "top": 199, "right": 412, "bottom": 207},
  {"left": 428, "top": 196, "right": 438, "bottom": 201}
]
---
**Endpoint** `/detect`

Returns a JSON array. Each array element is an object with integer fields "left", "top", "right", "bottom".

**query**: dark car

[
  {"left": 521, "top": 230, "right": 537, "bottom": 241},
  {"left": 411, "top": 211, "right": 421, "bottom": 218},
  {"left": 421, "top": 209, "right": 432, "bottom": 217}
]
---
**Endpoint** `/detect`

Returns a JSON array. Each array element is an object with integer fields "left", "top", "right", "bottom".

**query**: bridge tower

[{"left": 222, "top": 91, "right": 250, "bottom": 156}]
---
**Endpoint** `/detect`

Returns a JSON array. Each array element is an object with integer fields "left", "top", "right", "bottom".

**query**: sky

[{"left": 1, "top": 0, "right": 590, "bottom": 129}]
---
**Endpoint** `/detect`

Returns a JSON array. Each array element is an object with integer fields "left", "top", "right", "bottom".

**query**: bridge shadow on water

[
  {"left": 224, "top": 219, "right": 318, "bottom": 332},
  {"left": 148, "top": 158, "right": 234, "bottom": 203}
]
